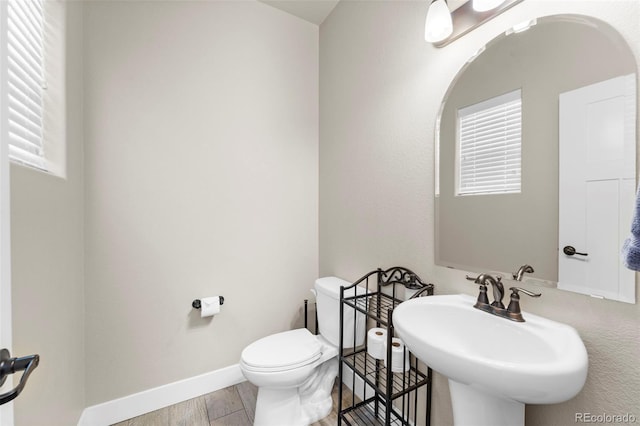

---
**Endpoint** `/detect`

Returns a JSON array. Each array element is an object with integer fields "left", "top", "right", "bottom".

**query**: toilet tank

[{"left": 315, "top": 277, "right": 367, "bottom": 349}]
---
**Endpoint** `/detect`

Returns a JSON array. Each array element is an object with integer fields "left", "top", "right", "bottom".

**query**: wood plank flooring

[{"left": 112, "top": 380, "right": 350, "bottom": 426}]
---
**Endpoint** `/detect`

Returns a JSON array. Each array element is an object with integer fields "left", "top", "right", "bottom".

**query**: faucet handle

[
  {"left": 466, "top": 273, "right": 503, "bottom": 282},
  {"left": 509, "top": 287, "right": 541, "bottom": 298},
  {"left": 506, "top": 287, "right": 541, "bottom": 322},
  {"left": 464, "top": 274, "right": 502, "bottom": 284},
  {"left": 466, "top": 275, "right": 491, "bottom": 311}
]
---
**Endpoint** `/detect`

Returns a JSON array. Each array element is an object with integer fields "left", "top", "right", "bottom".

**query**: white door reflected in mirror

[{"left": 558, "top": 74, "right": 636, "bottom": 303}]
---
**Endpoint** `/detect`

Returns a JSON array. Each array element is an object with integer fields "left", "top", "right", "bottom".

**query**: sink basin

[{"left": 393, "top": 294, "right": 588, "bottom": 426}]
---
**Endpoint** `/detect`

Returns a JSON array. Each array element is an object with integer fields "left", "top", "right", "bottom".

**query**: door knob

[
  {"left": 563, "top": 245, "right": 588, "bottom": 257},
  {"left": 0, "top": 348, "right": 40, "bottom": 405}
]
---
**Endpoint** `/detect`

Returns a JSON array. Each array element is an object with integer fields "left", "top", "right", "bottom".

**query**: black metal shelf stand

[{"left": 337, "top": 267, "right": 434, "bottom": 426}]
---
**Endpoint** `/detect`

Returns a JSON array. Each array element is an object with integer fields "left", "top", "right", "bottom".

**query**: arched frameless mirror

[{"left": 435, "top": 15, "right": 637, "bottom": 303}]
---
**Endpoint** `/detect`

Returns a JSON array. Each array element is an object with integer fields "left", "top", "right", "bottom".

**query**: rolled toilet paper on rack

[
  {"left": 385, "top": 337, "right": 410, "bottom": 373},
  {"left": 200, "top": 296, "right": 222, "bottom": 318},
  {"left": 367, "top": 328, "right": 386, "bottom": 360}
]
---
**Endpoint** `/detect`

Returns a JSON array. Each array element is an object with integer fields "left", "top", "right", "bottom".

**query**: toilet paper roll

[
  {"left": 200, "top": 296, "right": 221, "bottom": 318},
  {"left": 367, "top": 328, "right": 387, "bottom": 360},
  {"left": 385, "top": 337, "right": 410, "bottom": 373}
]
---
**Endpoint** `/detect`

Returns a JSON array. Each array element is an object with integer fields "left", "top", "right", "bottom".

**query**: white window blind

[
  {"left": 6, "top": 0, "right": 46, "bottom": 170},
  {"left": 457, "top": 89, "right": 522, "bottom": 196}
]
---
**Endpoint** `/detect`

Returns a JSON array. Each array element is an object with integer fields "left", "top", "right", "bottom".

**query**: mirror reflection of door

[{"left": 558, "top": 74, "right": 636, "bottom": 303}]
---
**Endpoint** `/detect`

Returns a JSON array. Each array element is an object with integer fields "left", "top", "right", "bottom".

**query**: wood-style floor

[{"left": 112, "top": 381, "right": 350, "bottom": 426}]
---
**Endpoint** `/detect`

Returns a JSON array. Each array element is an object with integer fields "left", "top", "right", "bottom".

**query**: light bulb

[
  {"left": 472, "top": 0, "right": 506, "bottom": 12},
  {"left": 424, "top": 0, "right": 452, "bottom": 43}
]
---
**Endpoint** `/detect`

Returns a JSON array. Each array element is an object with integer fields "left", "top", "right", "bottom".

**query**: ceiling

[
  {"left": 258, "top": 0, "right": 469, "bottom": 26},
  {"left": 258, "top": 0, "right": 340, "bottom": 26}
]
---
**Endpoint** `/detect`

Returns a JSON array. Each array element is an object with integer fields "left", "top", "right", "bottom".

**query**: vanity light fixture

[
  {"left": 425, "top": 0, "right": 524, "bottom": 47},
  {"left": 424, "top": 0, "right": 453, "bottom": 43}
]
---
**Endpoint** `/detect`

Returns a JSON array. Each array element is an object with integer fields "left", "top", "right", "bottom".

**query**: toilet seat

[{"left": 241, "top": 329, "right": 322, "bottom": 373}]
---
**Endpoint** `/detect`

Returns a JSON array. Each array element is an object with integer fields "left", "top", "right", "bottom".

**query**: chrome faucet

[
  {"left": 467, "top": 274, "right": 541, "bottom": 321},
  {"left": 466, "top": 273, "right": 505, "bottom": 312},
  {"left": 475, "top": 273, "right": 505, "bottom": 309},
  {"left": 512, "top": 264, "right": 534, "bottom": 281}
]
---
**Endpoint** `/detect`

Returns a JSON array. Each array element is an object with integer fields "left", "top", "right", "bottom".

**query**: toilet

[{"left": 240, "top": 277, "right": 366, "bottom": 426}]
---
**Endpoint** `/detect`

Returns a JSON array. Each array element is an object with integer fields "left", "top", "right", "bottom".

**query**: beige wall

[
  {"left": 10, "top": 2, "right": 85, "bottom": 425},
  {"left": 8, "top": 1, "right": 639, "bottom": 424},
  {"left": 320, "top": 1, "right": 639, "bottom": 425},
  {"left": 83, "top": 0, "right": 319, "bottom": 405}
]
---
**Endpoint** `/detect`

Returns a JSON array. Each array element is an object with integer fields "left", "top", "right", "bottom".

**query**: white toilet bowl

[
  {"left": 240, "top": 328, "right": 338, "bottom": 426},
  {"left": 239, "top": 277, "right": 366, "bottom": 426}
]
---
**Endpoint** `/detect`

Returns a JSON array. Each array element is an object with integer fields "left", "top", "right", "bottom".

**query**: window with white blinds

[
  {"left": 6, "top": 0, "right": 47, "bottom": 170},
  {"left": 457, "top": 89, "right": 522, "bottom": 196}
]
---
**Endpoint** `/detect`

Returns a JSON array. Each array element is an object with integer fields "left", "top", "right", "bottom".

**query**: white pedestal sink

[{"left": 393, "top": 294, "right": 588, "bottom": 426}]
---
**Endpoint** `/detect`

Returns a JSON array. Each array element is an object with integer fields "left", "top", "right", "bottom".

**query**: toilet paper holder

[{"left": 192, "top": 297, "right": 225, "bottom": 310}]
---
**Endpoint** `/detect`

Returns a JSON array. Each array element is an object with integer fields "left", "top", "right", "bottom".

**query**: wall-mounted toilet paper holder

[{"left": 192, "top": 297, "right": 224, "bottom": 309}]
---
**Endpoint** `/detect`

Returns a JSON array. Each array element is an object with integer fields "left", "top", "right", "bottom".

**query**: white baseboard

[{"left": 78, "top": 364, "right": 244, "bottom": 426}]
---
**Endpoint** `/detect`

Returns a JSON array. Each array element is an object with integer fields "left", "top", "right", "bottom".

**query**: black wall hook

[{"left": 192, "top": 297, "right": 224, "bottom": 310}]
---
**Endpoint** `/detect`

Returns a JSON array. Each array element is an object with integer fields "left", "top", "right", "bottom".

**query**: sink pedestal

[{"left": 449, "top": 380, "right": 524, "bottom": 426}]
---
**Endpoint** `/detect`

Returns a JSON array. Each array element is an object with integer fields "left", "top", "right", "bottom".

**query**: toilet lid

[{"left": 241, "top": 328, "right": 322, "bottom": 371}]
